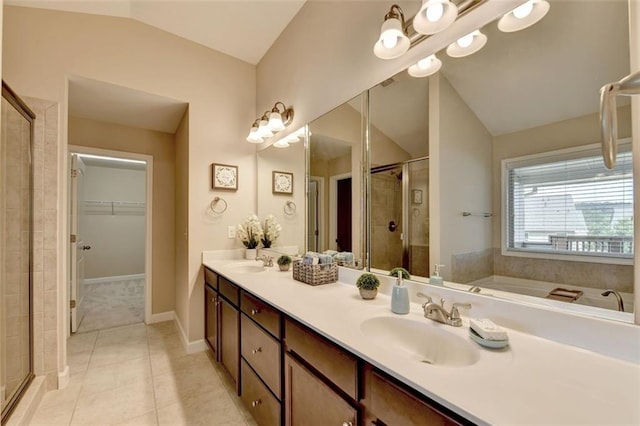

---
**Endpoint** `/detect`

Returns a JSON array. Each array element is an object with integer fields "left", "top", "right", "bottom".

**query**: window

[{"left": 503, "top": 142, "right": 633, "bottom": 262}]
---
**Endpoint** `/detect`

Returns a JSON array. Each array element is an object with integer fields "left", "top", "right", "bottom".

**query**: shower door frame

[{"left": 1, "top": 81, "right": 35, "bottom": 424}]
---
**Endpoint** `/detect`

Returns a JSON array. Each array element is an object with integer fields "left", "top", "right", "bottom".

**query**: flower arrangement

[
  {"left": 237, "top": 214, "right": 263, "bottom": 249},
  {"left": 261, "top": 214, "right": 282, "bottom": 248}
]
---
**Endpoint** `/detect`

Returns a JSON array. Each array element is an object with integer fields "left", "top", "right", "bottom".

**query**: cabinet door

[
  {"left": 205, "top": 285, "right": 219, "bottom": 360},
  {"left": 285, "top": 354, "right": 357, "bottom": 426},
  {"left": 220, "top": 297, "right": 239, "bottom": 390}
]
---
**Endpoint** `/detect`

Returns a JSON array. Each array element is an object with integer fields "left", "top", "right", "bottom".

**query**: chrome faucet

[
  {"left": 421, "top": 298, "right": 471, "bottom": 327},
  {"left": 255, "top": 255, "right": 273, "bottom": 267},
  {"left": 601, "top": 289, "right": 624, "bottom": 312},
  {"left": 468, "top": 286, "right": 482, "bottom": 293}
]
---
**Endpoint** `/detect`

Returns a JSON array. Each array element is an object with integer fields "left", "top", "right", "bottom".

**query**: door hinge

[
  {"left": 70, "top": 234, "right": 77, "bottom": 243},
  {"left": 71, "top": 169, "right": 78, "bottom": 178},
  {"left": 70, "top": 299, "right": 76, "bottom": 309}
]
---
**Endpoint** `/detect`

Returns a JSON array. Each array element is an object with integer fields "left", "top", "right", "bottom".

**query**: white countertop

[{"left": 203, "top": 259, "right": 640, "bottom": 425}]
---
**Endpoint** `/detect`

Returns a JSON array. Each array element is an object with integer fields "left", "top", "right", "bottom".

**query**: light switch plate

[{"left": 227, "top": 226, "right": 236, "bottom": 239}]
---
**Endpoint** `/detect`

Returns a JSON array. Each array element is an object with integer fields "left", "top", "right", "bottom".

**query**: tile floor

[
  {"left": 29, "top": 321, "right": 256, "bottom": 426},
  {"left": 77, "top": 280, "right": 145, "bottom": 333}
]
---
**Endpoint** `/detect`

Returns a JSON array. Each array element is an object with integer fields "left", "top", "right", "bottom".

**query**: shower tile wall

[
  {"left": 371, "top": 173, "right": 402, "bottom": 271},
  {"left": 25, "top": 97, "right": 59, "bottom": 390}
]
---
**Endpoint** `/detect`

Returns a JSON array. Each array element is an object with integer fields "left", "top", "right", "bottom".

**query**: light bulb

[
  {"left": 382, "top": 34, "right": 398, "bottom": 49},
  {"left": 426, "top": 2, "right": 444, "bottom": 22},
  {"left": 417, "top": 57, "right": 433, "bottom": 69},
  {"left": 513, "top": 1, "right": 534, "bottom": 19},
  {"left": 457, "top": 32, "right": 474, "bottom": 48}
]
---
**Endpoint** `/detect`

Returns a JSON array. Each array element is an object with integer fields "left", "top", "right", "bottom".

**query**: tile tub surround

[
  {"left": 29, "top": 322, "right": 256, "bottom": 426},
  {"left": 204, "top": 258, "right": 640, "bottom": 425}
]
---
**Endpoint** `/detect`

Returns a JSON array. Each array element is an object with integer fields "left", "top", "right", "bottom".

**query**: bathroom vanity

[{"left": 203, "top": 258, "right": 640, "bottom": 425}]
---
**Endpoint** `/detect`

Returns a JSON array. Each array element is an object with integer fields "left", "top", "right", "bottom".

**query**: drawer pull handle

[
  {"left": 342, "top": 423, "right": 353, "bottom": 426},
  {"left": 251, "top": 308, "right": 260, "bottom": 315},
  {"left": 251, "top": 399, "right": 262, "bottom": 408},
  {"left": 252, "top": 347, "right": 262, "bottom": 355}
]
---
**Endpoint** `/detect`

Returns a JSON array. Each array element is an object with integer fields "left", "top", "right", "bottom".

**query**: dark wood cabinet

[
  {"left": 241, "top": 359, "right": 281, "bottom": 426},
  {"left": 204, "top": 284, "right": 219, "bottom": 359},
  {"left": 284, "top": 353, "right": 357, "bottom": 426},
  {"left": 219, "top": 292, "right": 239, "bottom": 390}
]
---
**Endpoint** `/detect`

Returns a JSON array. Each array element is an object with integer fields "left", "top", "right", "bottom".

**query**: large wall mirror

[
  {"left": 257, "top": 136, "right": 306, "bottom": 255},
  {"left": 364, "top": 0, "right": 634, "bottom": 321}
]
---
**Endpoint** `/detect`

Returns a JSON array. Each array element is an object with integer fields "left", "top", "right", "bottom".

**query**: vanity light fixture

[
  {"left": 373, "top": 4, "right": 410, "bottom": 59},
  {"left": 246, "top": 101, "right": 294, "bottom": 144},
  {"left": 413, "top": 0, "right": 458, "bottom": 35},
  {"left": 273, "top": 139, "right": 290, "bottom": 149},
  {"left": 498, "top": 0, "right": 550, "bottom": 33},
  {"left": 446, "top": 29, "right": 487, "bottom": 58},
  {"left": 408, "top": 54, "right": 442, "bottom": 78},
  {"left": 246, "top": 119, "right": 264, "bottom": 143}
]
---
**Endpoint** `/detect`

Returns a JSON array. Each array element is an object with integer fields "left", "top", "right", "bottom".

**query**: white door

[{"left": 70, "top": 154, "right": 88, "bottom": 333}]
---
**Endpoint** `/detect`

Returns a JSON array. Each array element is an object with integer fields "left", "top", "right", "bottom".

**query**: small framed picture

[
  {"left": 212, "top": 163, "right": 238, "bottom": 191},
  {"left": 412, "top": 189, "right": 423, "bottom": 204},
  {"left": 273, "top": 171, "right": 293, "bottom": 194}
]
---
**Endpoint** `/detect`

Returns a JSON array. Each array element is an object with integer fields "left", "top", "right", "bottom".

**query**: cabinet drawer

[
  {"left": 285, "top": 318, "right": 357, "bottom": 400},
  {"left": 364, "top": 365, "right": 461, "bottom": 426},
  {"left": 241, "top": 314, "right": 281, "bottom": 397},
  {"left": 204, "top": 268, "right": 218, "bottom": 288},
  {"left": 241, "top": 292, "right": 281, "bottom": 339},
  {"left": 219, "top": 276, "right": 239, "bottom": 306},
  {"left": 285, "top": 354, "right": 357, "bottom": 426},
  {"left": 241, "top": 359, "right": 281, "bottom": 426}
]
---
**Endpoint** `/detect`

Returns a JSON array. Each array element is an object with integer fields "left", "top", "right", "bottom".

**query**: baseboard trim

[
  {"left": 57, "top": 365, "right": 70, "bottom": 390},
  {"left": 174, "top": 314, "right": 207, "bottom": 355},
  {"left": 84, "top": 274, "right": 145, "bottom": 285},
  {"left": 149, "top": 311, "right": 174, "bottom": 324},
  {"left": 5, "top": 376, "right": 46, "bottom": 426}
]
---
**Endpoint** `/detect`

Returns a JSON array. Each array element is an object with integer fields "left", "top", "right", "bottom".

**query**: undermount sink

[
  {"left": 360, "top": 316, "right": 480, "bottom": 367},
  {"left": 227, "top": 263, "right": 266, "bottom": 273}
]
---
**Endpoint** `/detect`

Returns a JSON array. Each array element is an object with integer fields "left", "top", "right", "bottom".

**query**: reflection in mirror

[
  {"left": 308, "top": 94, "right": 364, "bottom": 263},
  {"left": 358, "top": 0, "right": 634, "bottom": 320},
  {"left": 256, "top": 133, "right": 306, "bottom": 255},
  {"left": 364, "top": 73, "right": 430, "bottom": 277},
  {"left": 428, "top": 0, "right": 634, "bottom": 319}
]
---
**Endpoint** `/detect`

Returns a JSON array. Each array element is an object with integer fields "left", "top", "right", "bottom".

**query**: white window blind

[{"left": 504, "top": 143, "right": 633, "bottom": 260}]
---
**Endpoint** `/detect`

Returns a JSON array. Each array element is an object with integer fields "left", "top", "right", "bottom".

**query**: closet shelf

[{"left": 83, "top": 200, "right": 146, "bottom": 216}]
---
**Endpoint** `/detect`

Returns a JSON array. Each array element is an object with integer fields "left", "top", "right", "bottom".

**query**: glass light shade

[
  {"left": 257, "top": 119, "right": 274, "bottom": 138},
  {"left": 268, "top": 111, "right": 286, "bottom": 132},
  {"left": 413, "top": 0, "right": 458, "bottom": 35},
  {"left": 285, "top": 134, "right": 300, "bottom": 143},
  {"left": 373, "top": 17, "right": 410, "bottom": 59},
  {"left": 246, "top": 127, "right": 263, "bottom": 143},
  {"left": 408, "top": 55, "right": 442, "bottom": 78},
  {"left": 273, "top": 139, "right": 290, "bottom": 148},
  {"left": 446, "top": 30, "right": 487, "bottom": 58},
  {"left": 498, "top": 0, "right": 550, "bottom": 33}
]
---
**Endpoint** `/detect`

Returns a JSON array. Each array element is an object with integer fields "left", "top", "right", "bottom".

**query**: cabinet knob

[
  {"left": 211, "top": 297, "right": 217, "bottom": 303},
  {"left": 342, "top": 422, "right": 353, "bottom": 426},
  {"left": 251, "top": 308, "right": 260, "bottom": 315},
  {"left": 251, "top": 347, "right": 262, "bottom": 355},
  {"left": 251, "top": 399, "right": 262, "bottom": 408}
]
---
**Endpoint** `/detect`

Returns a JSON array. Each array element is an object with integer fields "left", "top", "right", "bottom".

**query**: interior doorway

[
  {"left": 329, "top": 173, "right": 353, "bottom": 252},
  {"left": 68, "top": 147, "right": 152, "bottom": 333}
]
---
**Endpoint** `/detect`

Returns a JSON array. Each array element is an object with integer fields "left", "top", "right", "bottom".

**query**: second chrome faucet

[{"left": 417, "top": 293, "right": 471, "bottom": 327}]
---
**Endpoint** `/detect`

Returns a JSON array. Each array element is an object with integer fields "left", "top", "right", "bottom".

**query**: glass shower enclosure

[{"left": 1, "top": 82, "right": 35, "bottom": 423}]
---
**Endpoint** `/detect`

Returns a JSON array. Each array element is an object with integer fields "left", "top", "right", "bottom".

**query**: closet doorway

[{"left": 68, "top": 147, "right": 152, "bottom": 334}]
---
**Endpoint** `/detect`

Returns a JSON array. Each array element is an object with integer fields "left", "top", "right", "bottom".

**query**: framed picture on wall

[
  {"left": 272, "top": 171, "right": 293, "bottom": 194},
  {"left": 212, "top": 163, "right": 238, "bottom": 191},
  {"left": 412, "top": 189, "right": 423, "bottom": 204}
]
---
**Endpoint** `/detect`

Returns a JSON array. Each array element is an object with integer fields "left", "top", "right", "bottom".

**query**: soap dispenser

[
  {"left": 430, "top": 264, "right": 445, "bottom": 286},
  {"left": 391, "top": 270, "right": 410, "bottom": 314}
]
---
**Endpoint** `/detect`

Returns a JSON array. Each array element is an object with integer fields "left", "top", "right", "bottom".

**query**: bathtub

[{"left": 467, "top": 275, "right": 634, "bottom": 322}]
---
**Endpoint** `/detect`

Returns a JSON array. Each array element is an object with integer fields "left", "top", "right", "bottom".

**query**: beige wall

[
  {"left": 82, "top": 165, "right": 146, "bottom": 279},
  {"left": 431, "top": 75, "right": 493, "bottom": 281},
  {"left": 257, "top": 142, "right": 305, "bottom": 252},
  {"left": 175, "top": 111, "right": 189, "bottom": 335},
  {"left": 68, "top": 116, "right": 176, "bottom": 314},
  {"left": 3, "top": 6, "right": 256, "bottom": 342}
]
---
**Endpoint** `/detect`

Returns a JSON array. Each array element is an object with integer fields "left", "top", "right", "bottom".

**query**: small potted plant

[
  {"left": 356, "top": 273, "right": 380, "bottom": 300},
  {"left": 277, "top": 255, "right": 292, "bottom": 272},
  {"left": 389, "top": 267, "right": 410, "bottom": 280}
]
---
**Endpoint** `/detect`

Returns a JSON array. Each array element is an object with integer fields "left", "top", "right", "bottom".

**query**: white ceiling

[
  {"left": 68, "top": 75, "right": 189, "bottom": 133},
  {"left": 5, "top": 0, "right": 306, "bottom": 65}
]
